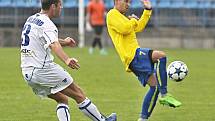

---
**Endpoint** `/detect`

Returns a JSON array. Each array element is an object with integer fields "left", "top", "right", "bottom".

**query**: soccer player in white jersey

[{"left": 20, "top": 0, "right": 116, "bottom": 121}]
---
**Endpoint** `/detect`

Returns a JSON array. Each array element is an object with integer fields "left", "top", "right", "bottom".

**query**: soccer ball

[{"left": 167, "top": 61, "right": 188, "bottom": 82}]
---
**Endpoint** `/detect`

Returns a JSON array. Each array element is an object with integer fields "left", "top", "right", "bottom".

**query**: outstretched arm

[
  {"left": 143, "top": 0, "right": 152, "bottom": 9},
  {"left": 133, "top": 0, "right": 152, "bottom": 32},
  {"left": 42, "top": 25, "right": 79, "bottom": 69},
  {"left": 50, "top": 41, "right": 80, "bottom": 69}
]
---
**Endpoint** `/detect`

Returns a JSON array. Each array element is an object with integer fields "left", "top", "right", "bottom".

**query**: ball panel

[
  {"left": 179, "top": 72, "right": 186, "bottom": 79},
  {"left": 169, "top": 67, "right": 176, "bottom": 74},
  {"left": 172, "top": 73, "right": 179, "bottom": 80}
]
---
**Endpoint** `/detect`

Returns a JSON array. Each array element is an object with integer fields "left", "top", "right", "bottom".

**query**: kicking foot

[
  {"left": 100, "top": 49, "right": 108, "bottom": 55},
  {"left": 89, "top": 48, "right": 93, "bottom": 54},
  {"left": 137, "top": 118, "right": 148, "bottom": 121},
  {"left": 105, "top": 113, "right": 117, "bottom": 121},
  {"left": 159, "top": 94, "right": 182, "bottom": 108}
]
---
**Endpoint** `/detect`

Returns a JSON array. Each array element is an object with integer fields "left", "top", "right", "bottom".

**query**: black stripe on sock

[
  {"left": 85, "top": 108, "right": 100, "bottom": 121},
  {"left": 79, "top": 101, "right": 101, "bottom": 121},
  {"left": 64, "top": 108, "right": 69, "bottom": 121},
  {"left": 79, "top": 101, "right": 91, "bottom": 110},
  {"left": 56, "top": 106, "right": 69, "bottom": 121}
]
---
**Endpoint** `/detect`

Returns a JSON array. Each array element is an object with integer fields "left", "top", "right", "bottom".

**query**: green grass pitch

[{"left": 0, "top": 47, "right": 215, "bottom": 121}]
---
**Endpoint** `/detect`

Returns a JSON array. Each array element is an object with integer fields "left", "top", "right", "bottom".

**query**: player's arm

[
  {"left": 50, "top": 41, "right": 80, "bottom": 69},
  {"left": 59, "top": 37, "right": 76, "bottom": 47},
  {"left": 107, "top": 12, "right": 138, "bottom": 35},
  {"left": 133, "top": 0, "right": 152, "bottom": 32},
  {"left": 42, "top": 26, "right": 80, "bottom": 69}
]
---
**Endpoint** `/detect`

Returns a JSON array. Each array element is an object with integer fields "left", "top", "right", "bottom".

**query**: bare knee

[
  {"left": 48, "top": 93, "right": 69, "bottom": 104},
  {"left": 61, "top": 83, "right": 86, "bottom": 103},
  {"left": 158, "top": 51, "right": 166, "bottom": 58},
  {"left": 152, "top": 51, "right": 166, "bottom": 62}
]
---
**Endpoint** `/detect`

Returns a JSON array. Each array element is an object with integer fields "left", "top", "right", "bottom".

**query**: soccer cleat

[
  {"left": 105, "top": 113, "right": 117, "bottom": 121},
  {"left": 100, "top": 49, "right": 108, "bottom": 55},
  {"left": 159, "top": 94, "right": 182, "bottom": 108},
  {"left": 89, "top": 47, "right": 93, "bottom": 54},
  {"left": 137, "top": 118, "right": 148, "bottom": 121}
]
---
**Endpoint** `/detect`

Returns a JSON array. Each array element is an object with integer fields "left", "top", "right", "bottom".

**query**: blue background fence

[
  {"left": 0, "top": 0, "right": 214, "bottom": 27},
  {"left": 0, "top": 0, "right": 214, "bottom": 48}
]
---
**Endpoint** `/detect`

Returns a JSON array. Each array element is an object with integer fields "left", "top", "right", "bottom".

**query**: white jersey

[{"left": 20, "top": 13, "right": 58, "bottom": 68}]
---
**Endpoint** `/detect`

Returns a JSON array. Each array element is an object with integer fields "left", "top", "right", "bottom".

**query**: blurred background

[
  {"left": 0, "top": 1, "right": 215, "bottom": 120},
  {"left": 0, "top": 0, "right": 215, "bottom": 48}
]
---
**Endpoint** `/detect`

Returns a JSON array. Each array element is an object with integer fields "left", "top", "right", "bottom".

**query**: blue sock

[
  {"left": 159, "top": 57, "right": 167, "bottom": 95},
  {"left": 141, "top": 86, "right": 157, "bottom": 119},
  {"left": 148, "top": 76, "right": 160, "bottom": 117},
  {"left": 148, "top": 88, "right": 159, "bottom": 117}
]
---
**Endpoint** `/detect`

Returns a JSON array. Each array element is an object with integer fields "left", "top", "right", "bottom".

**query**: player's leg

[
  {"left": 152, "top": 51, "right": 181, "bottom": 107},
  {"left": 139, "top": 74, "right": 159, "bottom": 120},
  {"left": 151, "top": 51, "right": 167, "bottom": 95},
  {"left": 93, "top": 26, "right": 103, "bottom": 49},
  {"left": 22, "top": 66, "right": 71, "bottom": 121},
  {"left": 147, "top": 74, "right": 160, "bottom": 117},
  {"left": 128, "top": 48, "right": 158, "bottom": 120},
  {"left": 44, "top": 64, "right": 116, "bottom": 121},
  {"left": 92, "top": 35, "right": 98, "bottom": 48},
  {"left": 95, "top": 26, "right": 107, "bottom": 55},
  {"left": 48, "top": 93, "right": 70, "bottom": 121},
  {"left": 95, "top": 34, "right": 102, "bottom": 50},
  {"left": 60, "top": 82, "right": 116, "bottom": 121}
]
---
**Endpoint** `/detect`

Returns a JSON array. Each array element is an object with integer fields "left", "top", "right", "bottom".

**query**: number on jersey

[{"left": 21, "top": 24, "right": 31, "bottom": 46}]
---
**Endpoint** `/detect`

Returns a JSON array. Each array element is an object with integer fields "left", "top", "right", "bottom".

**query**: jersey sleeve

[
  {"left": 42, "top": 24, "right": 58, "bottom": 49},
  {"left": 107, "top": 10, "right": 138, "bottom": 35},
  {"left": 134, "top": 9, "right": 152, "bottom": 33}
]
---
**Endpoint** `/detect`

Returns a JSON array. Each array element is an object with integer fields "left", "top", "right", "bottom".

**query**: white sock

[
  {"left": 56, "top": 103, "right": 70, "bottom": 121},
  {"left": 78, "top": 98, "right": 105, "bottom": 121}
]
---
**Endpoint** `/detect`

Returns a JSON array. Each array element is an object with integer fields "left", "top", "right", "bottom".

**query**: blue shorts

[{"left": 129, "top": 48, "right": 154, "bottom": 86}]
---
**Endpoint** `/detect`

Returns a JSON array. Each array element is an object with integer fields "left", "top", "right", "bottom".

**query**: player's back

[{"left": 20, "top": 13, "right": 58, "bottom": 69}]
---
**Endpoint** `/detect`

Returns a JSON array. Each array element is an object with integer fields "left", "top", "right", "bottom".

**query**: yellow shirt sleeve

[
  {"left": 107, "top": 9, "right": 138, "bottom": 35},
  {"left": 134, "top": 9, "right": 152, "bottom": 33}
]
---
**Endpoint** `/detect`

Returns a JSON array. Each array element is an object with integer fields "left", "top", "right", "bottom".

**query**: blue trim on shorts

[
  {"left": 29, "top": 67, "right": 36, "bottom": 82},
  {"left": 129, "top": 48, "right": 154, "bottom": 86}
]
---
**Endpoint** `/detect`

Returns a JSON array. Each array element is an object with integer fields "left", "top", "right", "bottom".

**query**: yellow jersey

[{"left": 106, "top": 8, "right": 152, "bottom": 72}]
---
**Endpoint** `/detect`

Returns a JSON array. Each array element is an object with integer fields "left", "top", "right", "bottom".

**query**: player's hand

[
  {"left": 128, "top": 14, "right": 139, "bottom": 20},
  {"left": 64, "top": 37, "right": 76, "bottom": 47},
  {"left": 65, "top": 58, "right": 80, "bottom": 69},
  {"left": 141, "top": 0, "right": 152, "bottom": 10}
]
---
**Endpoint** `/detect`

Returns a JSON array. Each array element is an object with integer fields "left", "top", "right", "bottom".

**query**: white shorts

[{"left": 21, "top": 64, "right": 73, "bottom": 97}]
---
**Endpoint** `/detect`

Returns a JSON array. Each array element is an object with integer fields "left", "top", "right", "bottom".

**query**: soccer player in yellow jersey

[{"left": 106, "top": 0, "right": 182, "bottom": 120}]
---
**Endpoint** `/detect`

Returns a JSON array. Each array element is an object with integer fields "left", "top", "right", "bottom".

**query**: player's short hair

[{"left": 41, "top": 0, "right": 60, "bottom": 10}]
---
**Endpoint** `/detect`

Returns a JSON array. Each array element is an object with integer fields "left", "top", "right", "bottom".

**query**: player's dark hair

[{"left": 41, "top": 0, "right": 59, "bottom": 10}]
